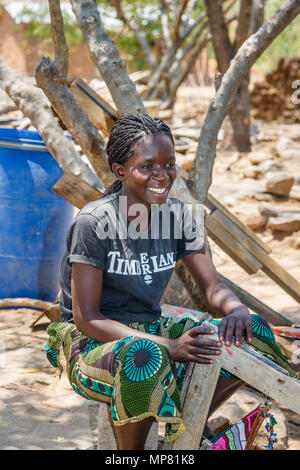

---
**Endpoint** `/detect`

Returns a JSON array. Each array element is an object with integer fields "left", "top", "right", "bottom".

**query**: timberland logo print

[
  {"left": 95, "top": 197, "right": 205, "bottom": 251},
  {"left": 107, "top": 251, "right": 175, "bottom": 284}
]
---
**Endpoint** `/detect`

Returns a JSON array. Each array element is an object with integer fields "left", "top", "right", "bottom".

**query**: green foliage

[
  {"left": 20, "top": 5, "right": 84, "bottom": 49},
  {"left": 256, "top": 0, "right": 300, "bottom": 73}
]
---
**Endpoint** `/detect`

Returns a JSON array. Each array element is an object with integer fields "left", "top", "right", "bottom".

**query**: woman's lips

[{"left": 146, "top": 186, "right": 169, "bottom": 194}]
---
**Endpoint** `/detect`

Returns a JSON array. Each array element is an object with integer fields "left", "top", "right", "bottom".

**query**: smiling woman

[{"left": 44, "top": 113, "right": 297, "bottom": 450}]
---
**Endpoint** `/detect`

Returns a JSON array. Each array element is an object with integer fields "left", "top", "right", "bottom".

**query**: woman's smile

[{"left": 113, "top": 133, "right": 177, "bottom": 210}]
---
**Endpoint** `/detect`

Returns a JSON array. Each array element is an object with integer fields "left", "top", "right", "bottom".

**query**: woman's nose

[{"left": 152, "top": 165, "right": 168, "bottom": 180}]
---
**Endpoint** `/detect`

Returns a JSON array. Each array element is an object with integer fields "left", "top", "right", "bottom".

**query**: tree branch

[
  {"left": 34, "top": 57, "right": 113, "bottom": 187},
  {"left": 49, "top": 0, "right": 69, "bottom": 80},
  {"left": 189, "top": 0, "right": 300, "bottom": 203},
  {"left": 173, "top": 0, "right": 190, "bottom": 42},
  {"left": 160, "top": 2, "right": 172, "bottom": 51},
  {"left": 70, "top": 0, "right": 145, "bottom": 116},
  {"left": 34, "top": 0, "right": 112, "bottom": 186},
  {"left": 249, "top": 0, "right": 265, "bottom": 35},
  {"left": 235, "top": 0, "right": 253, "bottom": 49},
  {"left": 109, "top": 0, "right": 157, "bottom": 70},
  {"left": 204, "top": 0, "right": 234, "bottom": 73},
  {"left": 0, "top": 57, "right": 104, "bottom": 193}
]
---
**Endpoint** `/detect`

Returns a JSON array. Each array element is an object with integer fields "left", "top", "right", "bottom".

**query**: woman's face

[{"left": 112, "top": 133, "right": 177, "bottom": 210}]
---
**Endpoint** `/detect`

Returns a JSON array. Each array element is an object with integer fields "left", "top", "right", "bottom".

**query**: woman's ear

[{"left": 111, "top": 162, "right": 126, "bottom": 182}]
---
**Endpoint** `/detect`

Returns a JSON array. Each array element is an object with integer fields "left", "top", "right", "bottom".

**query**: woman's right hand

[{"left": 167, "top": 325, "right": 222, "bottom": 364}]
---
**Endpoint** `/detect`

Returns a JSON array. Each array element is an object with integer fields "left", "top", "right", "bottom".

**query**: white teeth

[{"left": 147, "top": 187, "right": 167, "bottom": 193}]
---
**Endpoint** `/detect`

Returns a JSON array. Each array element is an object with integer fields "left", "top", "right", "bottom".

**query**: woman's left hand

[{"left": 217, "top": 307, "right": 253, "bottom": 347}]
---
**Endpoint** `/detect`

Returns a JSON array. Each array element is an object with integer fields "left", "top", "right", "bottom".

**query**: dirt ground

[{"left": 0, "top": 86, "right": 300, "bottom": 450}]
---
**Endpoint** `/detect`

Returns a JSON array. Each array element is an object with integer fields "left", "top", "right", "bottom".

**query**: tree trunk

[
  {"left": 229, "top": 74, "right": 251, "bottom": 152},
  {"left": 0, "top": 58, "right": 104, "bottom": 193},
  {"left": 204, "top": 0, "right": 253, "bottom": 152},
  {"left": 190, "top": 0, "right": 300, "bottom": 204}
]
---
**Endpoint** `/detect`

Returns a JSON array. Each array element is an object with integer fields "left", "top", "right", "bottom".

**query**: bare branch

[
  {"left": 180, "top": 10, "right": 207, "bottom": 43},
  {"left": 189, "top": 0, "right": 300, "bottom": 203},
  {"left": 160, "top": 2, "right": 172, "bottom": 50},
  {"left": 168, "top": 32, "right": 211, "bottom": 104},
  {"left": 204, "top": 0, "right": 234, "bottom": 73},
  {"left": 70, "top": 0, "right": 145, "bottom": 116},
  {"left": 235, "top": 0, "right": 253, "bottom": 49},
  {"left": 249, "top": 0, "right": 265, "bottom": 34},
  {"left": 173, "top": 0, "right": 190, "bottom": 42},
  {"left": 109, "top": 0, "right": 157, "bottom": 70},
  {"left": 34, "top": 57, "right": 113, "bottom": 187},
  {"left": 0, "top": 58, "right": 104, "bottom": 193},
  {"left": 49, "top": 0, "right": 69, "bottom": 80}
]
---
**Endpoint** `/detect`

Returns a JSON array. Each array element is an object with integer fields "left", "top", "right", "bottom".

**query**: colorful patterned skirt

[{"left": 44, "top": 310, "right": 298, "bottom": 442}]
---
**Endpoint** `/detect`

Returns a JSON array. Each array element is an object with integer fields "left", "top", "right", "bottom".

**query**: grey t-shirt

[{"left": 59, "top": 192, "right": 204, "bottom": 324}]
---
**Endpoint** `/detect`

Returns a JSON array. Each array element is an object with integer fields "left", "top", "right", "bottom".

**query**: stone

[
  {"left": 268, "top": 215, "right": 300, "bottom": 232},
  {"left": 258, "top": 202, "right": 279, "bottom": 218},
  {"left": 265, "top": 172, "right": 295, "bottom": 196},
  {"left": 274, "top": 136, "right": 295, "bottom": 156},
  {"left": 245, "top": 212, "right": 268, "bottom": 230},
  {"left": 257, "top": 159, "right": 279, "bottom": 175},
  {"left": 242, "top": 165, "right": 261, "bottom": 179},
  {"left": 290, "top": 235, "right": 300, "bottom": 249},
  {"left": 280, "top": 148, "right": 300, "bottom": 161},
  {"left": 248, "top": 152, "right": 274, "bottom": 165}
]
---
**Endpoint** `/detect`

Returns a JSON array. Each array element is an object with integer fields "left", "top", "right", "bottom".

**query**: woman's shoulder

[
  {"left": 166, "top": 196, "right": 186, "bottom": 208},
  {"left": 77, "top": 193, "right": 119, "bottom": 221}
]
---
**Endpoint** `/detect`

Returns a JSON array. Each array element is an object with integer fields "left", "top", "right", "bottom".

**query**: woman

[{"left": 45, "top": 113, "right": 297, "bottom": 450}]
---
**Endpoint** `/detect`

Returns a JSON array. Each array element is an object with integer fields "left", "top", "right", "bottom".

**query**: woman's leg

[
  {"left": 111, "top": 415, "right": 155, "bottom": 450},
  {"left": 208, "top": 376, "right": 244, "bottom": 418},
  {"left": 202, "top": 375, "right": 244, "bottom": 439}
]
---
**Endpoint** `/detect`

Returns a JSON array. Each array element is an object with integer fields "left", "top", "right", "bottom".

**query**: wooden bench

[{"left": 97, "top": 308, "right": 300, "bottom": 450}]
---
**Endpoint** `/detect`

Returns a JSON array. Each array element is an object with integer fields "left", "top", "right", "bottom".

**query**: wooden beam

[
  {"left": 212, "top": 209, "right": 300, "bottom": 304},
  {"left": 206, "top": 193, "right": 272, "bottom": 254},
  {"left": 204, "top": 321, "right": 300, "bottom": 415},
  {"left": 220, "top": 274, "right": 293, "bottom": 326},
  {"left": 52, "top": 171, "right": 102, "bottom": 209},
  {"left": 206, "top": 213, "right": 263, "bottom": 274},
  {"left": 70, "top": 78, "right": 118, "bottom": 135},
  {"left": 160, "top": 361, "right": 221, "bottom": 450}
]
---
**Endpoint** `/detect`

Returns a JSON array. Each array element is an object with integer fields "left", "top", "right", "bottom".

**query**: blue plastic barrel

[{"left": 0, "top": 128, "right": 74, "bottom": 302}]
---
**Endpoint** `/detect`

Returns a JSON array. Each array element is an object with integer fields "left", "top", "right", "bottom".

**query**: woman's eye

[
  {"left": 166, "top": 162, "right": 175, "bottom": 167},
  {"left": 142, "top": 164, "right": 153, "bottom": 169}
]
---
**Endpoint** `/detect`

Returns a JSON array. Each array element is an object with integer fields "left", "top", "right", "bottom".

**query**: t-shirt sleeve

[
  {"left": 176, "top": 202, "right": 205, "bottom": 260},
  {"left": 67, "top": 213, "right": 108, "bottom": 271}
]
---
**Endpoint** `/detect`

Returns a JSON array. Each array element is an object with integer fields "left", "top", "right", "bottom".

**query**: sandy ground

[{"left": 0, "top": 87, "right": 300, "bottom": 450}]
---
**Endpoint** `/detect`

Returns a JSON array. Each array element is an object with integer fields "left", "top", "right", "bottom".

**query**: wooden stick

[{"left": 203, "top": 321, "right": 300, "bottom": 415}]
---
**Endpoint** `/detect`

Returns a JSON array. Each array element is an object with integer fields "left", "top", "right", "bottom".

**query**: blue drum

[{"left": 0, "top": 128, "right": 74, "bottom": 301}]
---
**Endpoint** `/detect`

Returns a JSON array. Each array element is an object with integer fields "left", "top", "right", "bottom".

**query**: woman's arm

[
  {"left": 182, "top": 250, "right": 253, "bottom": 346},
  {"left": 71, "top": 262, "right": 222, "bottom": 363}
]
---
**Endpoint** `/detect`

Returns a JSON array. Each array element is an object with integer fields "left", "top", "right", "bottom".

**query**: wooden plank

[
  {"left": 212, "top": 209, "right": 300, "bottom": 304},
  {"left": 261, "top": 258, "right": 300, "bottom": 304},
  {"left": 171, "top": 361, "right": 221, "bottom": 450},
  {"left": 206, "top": 213, "right": 263, "bottom": 274},
  {"left": 206, "top": 193, "right": 272, "bottom": 254},
  {"left": 161, "top": 361, "right": 220, "bottom": 450},
  {"left": 220, "top": 274, "right": 293, "bottom": 326},
  {"left": 70, "top": 78, "right": 118, "bottom": 135},
  {"left": 52, "top": 171, "right": 102, "bottom": 209},
  {"left": 203, "top": 321, "right": 300, "bottom": 415}
]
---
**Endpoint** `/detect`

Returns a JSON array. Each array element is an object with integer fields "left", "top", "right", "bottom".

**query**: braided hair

[{"left": 102, "top": 113, "right": 174, "bottom": 197}]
